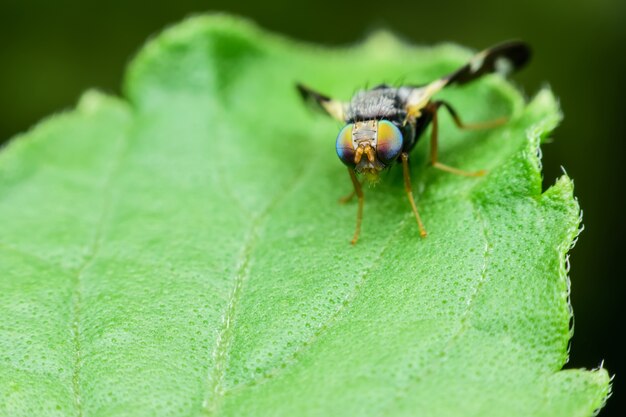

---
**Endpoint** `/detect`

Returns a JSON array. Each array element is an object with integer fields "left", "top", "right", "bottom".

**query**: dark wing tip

[
  {"left": 296, "top": 82, "right": 330, "bottom": 103},
  {"left": 295, "top": 82, "right": 309, "bottom": 101},
  {"left": 295, "top": 82, "right": 308, "bottom": 97},
  {"left": 492, "top": 40, "right": 532, "bottom": 71},
  {"left": 445, "top": 40, "right": 533, "bottom": 86}
]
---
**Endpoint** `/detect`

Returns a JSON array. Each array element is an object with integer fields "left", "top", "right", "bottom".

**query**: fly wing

[
  {"left": 443, "top": 41, "right": 531, "bottom": 86},
  {"left": 404, "top": 41, "right": 531, "bottom": 117},
  {"left": 296, "top": 83, "right": 347, "bottom": 122}
]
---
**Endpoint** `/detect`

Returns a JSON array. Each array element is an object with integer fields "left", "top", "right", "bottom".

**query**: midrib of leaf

[
  {"left": 69, "top": 124, "right": 131, "bottom": 417},
  {"left": 203, "top": 225, "right": 256, "bottom": 416},
  {"left": 225, "top": 181, "right": 493, "bottom": 410},
  {"left": 203, "top": 161, "right": 313, "bottom": 416},
  {"left": 377, "top": 196, "right": 492, "bottom": 412},
  {"left": 227, "top": 213, "right": 413, "bottom": 395}
]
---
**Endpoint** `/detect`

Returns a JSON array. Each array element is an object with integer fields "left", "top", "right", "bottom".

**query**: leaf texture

[{"left": 0, "top": 15, "right": 610, "bottom": 417}]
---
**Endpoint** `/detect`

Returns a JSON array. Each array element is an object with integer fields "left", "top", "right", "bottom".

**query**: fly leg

[
  {"left": 338, "top": 177, "right": 362, "bottom": 204},
  {"left": 435, "top": 100, "right": 508, "bottom": 130},
  {"left": 346, "top": 168, "right": 364, "bottom": 245},
  {"left": 401, "top": 153, "right": 427, "bottom": 238},
  {"left": 427, "top": 100, "right": 503, "bottom": 177},
  {"left": 338, "top": 190, "right": 355, "bottom": 204}
]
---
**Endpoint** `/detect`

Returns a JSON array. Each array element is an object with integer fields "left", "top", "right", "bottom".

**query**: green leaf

[{"left": 0, "top": 15, "right": 610, "bottom": 417}]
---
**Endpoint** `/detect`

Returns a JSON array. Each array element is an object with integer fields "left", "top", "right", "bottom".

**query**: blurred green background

[{"left": 1, "top": 0, "right": 623, "bottom": 415}]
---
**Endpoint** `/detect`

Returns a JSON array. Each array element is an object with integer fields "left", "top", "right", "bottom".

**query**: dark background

[{"left": 1, "top": 0, "right": 624, "bottom": 415}]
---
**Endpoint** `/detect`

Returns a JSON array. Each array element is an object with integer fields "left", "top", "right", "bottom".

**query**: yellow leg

[
  {"left": 433, "top": 162, "right": 486, "bottom": 177},
  {"left": 401, "top": 153, "right": 427, "bottom": 238},
  {"left": 347, "top": 168, "right": 364, "bottom": 245},
  {"left": 436, "top": 100, "right": 507, "bottom": 130},
  {"left": 428, "top": 102, "right": 487, "bottom": 177},
  {"left": 339, "top": 177, "right": 362, "bottom": 204},
  {"left": 338, "top": 190, "right": 355, "bottom": 204}
]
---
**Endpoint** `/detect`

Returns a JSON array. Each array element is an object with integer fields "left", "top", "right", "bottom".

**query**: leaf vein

[
  {"left": 201, "top": 163, "right": 313, "bottom": 416},
  {"left": 379, "top": 197, "right": 493, "bottom": 413},
  {"left": 227, "top": 213, "right": 412, "bottom": 394},
  {"left": 0, "top": 241, "right": 71, "bottom": 275},
  {"left": 69, "top": 132, "right": 130, "bottom": 417}
]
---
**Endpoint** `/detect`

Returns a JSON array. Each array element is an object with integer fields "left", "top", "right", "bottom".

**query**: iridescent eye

[
  {"left": 376, "top": 120, "right": 404, "bottom": 163},
  {"left": 335, "top": 123, "right": 355, "bottom": 166}
]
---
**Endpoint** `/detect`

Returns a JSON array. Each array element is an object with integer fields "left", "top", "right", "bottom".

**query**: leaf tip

[
  {"left": 589, "top": 365, "right": 613, "bottom": 417},
  {"left": 525, "top": 87, "right": 563, "bottom": 143},
  {"left": 77, "top": 89, "right": 122, "bottom": 115},
  {"left": 362, "top": 29, "right": 409, "bottom": 53}
]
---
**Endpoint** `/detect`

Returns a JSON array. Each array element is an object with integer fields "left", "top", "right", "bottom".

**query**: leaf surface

[{"left": 0, "top": 16, "right": 610, "bottom": 417}]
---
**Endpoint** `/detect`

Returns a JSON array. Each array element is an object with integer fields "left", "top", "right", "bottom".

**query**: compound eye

[
  {"left": 376, "top": 120, "right": 404, "bottom": 163},
  {"left": 335, "top": 123, "right": 355, "bottom": 166}
]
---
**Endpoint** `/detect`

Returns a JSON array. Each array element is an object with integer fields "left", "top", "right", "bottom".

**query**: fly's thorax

[{"left": 335, "top": 119, "right": 405, "bottom": 180}]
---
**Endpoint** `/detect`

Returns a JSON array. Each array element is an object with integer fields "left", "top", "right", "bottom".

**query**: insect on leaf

[{"left": 0, "top": 15, "right": 610, "bottom": 417}]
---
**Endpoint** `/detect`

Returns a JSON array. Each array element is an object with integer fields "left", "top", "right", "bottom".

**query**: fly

[{"left": 297, "top": 41, "right": 531, "bottom": 244}]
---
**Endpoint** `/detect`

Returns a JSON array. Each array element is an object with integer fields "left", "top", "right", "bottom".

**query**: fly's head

[{"left": 335, "top": 119, "right": 404, "bottom": 183}]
